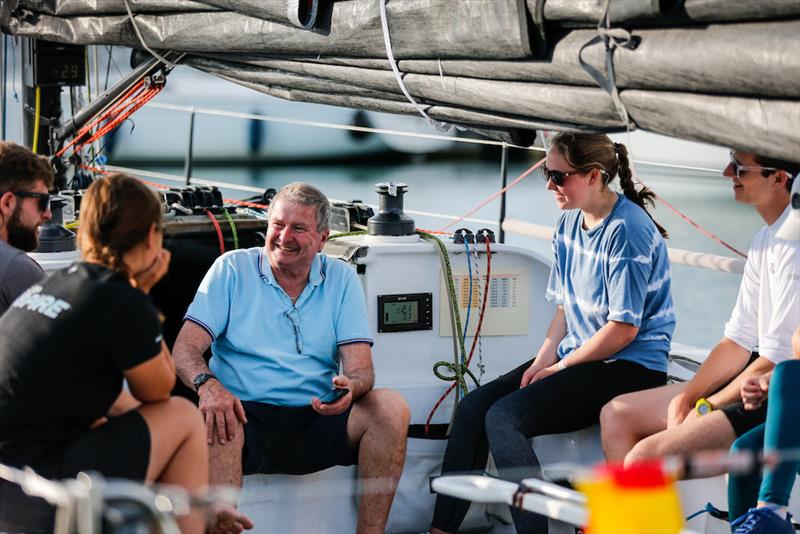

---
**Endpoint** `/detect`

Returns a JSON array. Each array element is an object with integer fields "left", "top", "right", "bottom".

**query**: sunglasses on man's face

[
  {"left": 13, "top": 191, "right": 51, "bottom": 212},
  {"left": 541, "top": 164, "right": 587, "bottom": 187},
  {"left": 728, "top": 150, "right": 778, "bottom": 180}
]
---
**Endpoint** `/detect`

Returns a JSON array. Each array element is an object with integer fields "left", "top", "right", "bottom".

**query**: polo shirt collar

[{"left": 258, "top": 249, "right": 325, "bottom": 287}]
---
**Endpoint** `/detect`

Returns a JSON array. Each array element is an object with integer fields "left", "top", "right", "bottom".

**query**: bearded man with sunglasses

[
  {"left": 601, "top": 150, "right": 800, "bottom": 473},
  {"left": 0, "top": 142, "right": 53, "bottom": 316}
]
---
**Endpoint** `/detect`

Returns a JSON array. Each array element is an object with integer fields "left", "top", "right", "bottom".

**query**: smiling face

[
  {"left": 2, "top": 179, "right": 52, "bottom": 251},
  {"left": 545, "top": 147, "right": 594, "bottom": 210},
  {"left": 266, "top": 200, "right": 329, "bottom": 275},
  {"left": 724, "top": 151, "right": 775, "bottom": 206}
]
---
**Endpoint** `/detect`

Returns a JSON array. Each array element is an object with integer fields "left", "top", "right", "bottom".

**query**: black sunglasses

[
  {"left": 541, "top": 164, "right": 587, "bottom": 187},
  {"left": 13, "top": 191, "right": 51, "bottom": 212}
]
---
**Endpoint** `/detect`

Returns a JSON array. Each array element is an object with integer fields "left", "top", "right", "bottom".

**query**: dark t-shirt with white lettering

[{"left": 0, "top": 262, "right": 162, "bottom": 468}]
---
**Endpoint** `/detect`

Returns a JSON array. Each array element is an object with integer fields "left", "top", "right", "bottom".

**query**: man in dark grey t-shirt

[{"left": 0, "top": 142, "right": 54, "bottom": 315}]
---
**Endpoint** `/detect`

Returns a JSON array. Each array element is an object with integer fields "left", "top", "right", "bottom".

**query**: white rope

[
  {"left": 378, "top": 0, "right": 451, "bottom": 132},
  {"left": 122, "top": 0, "right": 177, "bottom": 69},
  {"left": 501, "top": 218, "right": 747, "bottom": 274}
]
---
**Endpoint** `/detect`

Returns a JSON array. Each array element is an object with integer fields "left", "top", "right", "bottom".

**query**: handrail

[{"left": 501, "top": 218, "right": 746, "bottom": 274}]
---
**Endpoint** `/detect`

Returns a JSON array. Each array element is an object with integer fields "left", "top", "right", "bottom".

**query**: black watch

[{"left": 192, "top": 372, "right": 217, "bottom": 392}]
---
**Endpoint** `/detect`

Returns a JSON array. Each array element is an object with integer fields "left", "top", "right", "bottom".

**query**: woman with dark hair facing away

[
  {"left": 0, "top": 173, "right": 252, "bottom": 533},
  {"left": 429, "top": 133, "right": 675, "bottom": 533}
]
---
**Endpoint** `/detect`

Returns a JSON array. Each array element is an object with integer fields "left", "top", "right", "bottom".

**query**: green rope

[
  {"left": 327, "top": 231, "right": 368, "bottom": 240},
  {"left": 433, "top": 361, "right": 480, "bottom": 388},
  {"left": 222, "top": 209, "right": 239, "bottom": 249},
  {"left": 417, "top": 231, "right": 469, "bottom": 397},
  {"left": 324, "top": 230, "right": 471, "bottom": 397}
]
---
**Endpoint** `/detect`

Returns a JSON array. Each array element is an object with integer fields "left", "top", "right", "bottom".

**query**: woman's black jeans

[{"left": 431, "top": 358, "right": 666, "bottom": 533}]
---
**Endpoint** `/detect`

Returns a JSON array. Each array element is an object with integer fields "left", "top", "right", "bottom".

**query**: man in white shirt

[{"left": 599, "top": 151, "right": 800, "bottom": 468}]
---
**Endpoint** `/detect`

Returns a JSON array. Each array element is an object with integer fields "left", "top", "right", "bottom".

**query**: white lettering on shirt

[{"left": 11, "top": 285, "right": 72, "bottom": 319}]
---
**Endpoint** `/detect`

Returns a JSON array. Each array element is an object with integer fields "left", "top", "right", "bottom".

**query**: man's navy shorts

[{"left": 241, "top": 401, "right": 358, "bottom": 475}]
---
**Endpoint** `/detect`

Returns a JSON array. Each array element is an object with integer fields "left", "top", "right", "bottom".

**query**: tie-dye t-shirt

[{"left": 546, "top": 193, "right": 675, "bottom": 372}]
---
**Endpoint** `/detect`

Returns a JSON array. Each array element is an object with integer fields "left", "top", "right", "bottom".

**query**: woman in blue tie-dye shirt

[{"left": 430, "top": 133, "right": 676, "bottom": 534}]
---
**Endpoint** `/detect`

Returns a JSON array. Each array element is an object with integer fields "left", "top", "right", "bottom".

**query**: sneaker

[{"left": 730, "top": 507, "right": 794, "bottom": 534}]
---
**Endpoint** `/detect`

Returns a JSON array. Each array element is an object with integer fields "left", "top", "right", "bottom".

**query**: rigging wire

[
  {"left": 426, "top": 234, "right": 492, "bottom": 435},
  {"left": 470, "top": 244, "right": 486, "bottom": 380},
  {"left": 436, "top": 156, "right": 546, "bottom": 233},
  {"left": 222, "top": 209, "right": 240, "bottom": 250},
  {"left": 31, "top": 86, "right": 41, "bottom": 154},
  {"left": 205, "top": 209, "right": 226, "bottom": 255},
  {"left": 462, "top": 239, "right": 473, "bottom": 351}
]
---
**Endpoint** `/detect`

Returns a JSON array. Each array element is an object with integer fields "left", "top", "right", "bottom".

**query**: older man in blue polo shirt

[{"left": 173, "top": 182, "right": 410, "bottom": 534}]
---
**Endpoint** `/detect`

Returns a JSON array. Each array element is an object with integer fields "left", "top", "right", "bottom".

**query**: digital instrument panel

[{"left": 378, "top": 293, "right": 432, "bottom": 333}]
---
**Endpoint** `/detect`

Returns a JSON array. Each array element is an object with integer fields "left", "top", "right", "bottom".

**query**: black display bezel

[{"left": 378, "top": 292, "right": 433, "bottom": 333}]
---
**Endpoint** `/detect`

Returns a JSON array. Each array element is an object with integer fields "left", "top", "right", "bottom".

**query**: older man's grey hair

[{"left": 271, "top": 182, "right": 331, "bottom": 233}]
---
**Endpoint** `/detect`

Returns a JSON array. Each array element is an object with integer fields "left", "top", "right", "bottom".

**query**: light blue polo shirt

[
  {"left": 545, "top": 194, "right": 675, "bottom": 372},
  {"left": 185, "top": 248, "right": 373, "bottom": 406}
]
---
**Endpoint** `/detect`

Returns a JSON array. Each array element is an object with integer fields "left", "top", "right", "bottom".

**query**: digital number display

[
  {"left": 384, "top": 301, "right": 419, "bottom": 325},
  {"left": 377, "top": 292, "right": 432, "bottom": 333}
]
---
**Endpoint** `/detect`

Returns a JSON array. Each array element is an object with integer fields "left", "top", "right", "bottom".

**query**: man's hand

[
  {"left": 131, "top": 248, "right": 171, "bottom": 294},
  {"left": 311, "top": 375, "right": 353, "bottom": 416},
  {"left": 199, "top": 379, "right": 247, "bottom": 445},
  {"left": 741, "top": 374, "right": 771, "bottom": 411},
  {"left": 666, "top": 392, "right": 694, "bottom": 428}
]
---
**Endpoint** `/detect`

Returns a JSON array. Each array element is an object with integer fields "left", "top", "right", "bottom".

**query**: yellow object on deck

[{"left": 577, "top": 461, "right": 684, "bottom": 534}]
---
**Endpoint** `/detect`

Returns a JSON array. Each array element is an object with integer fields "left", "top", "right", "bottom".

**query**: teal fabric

[{"left": 728, "top": 360, "right": 800, "bottom": 519}]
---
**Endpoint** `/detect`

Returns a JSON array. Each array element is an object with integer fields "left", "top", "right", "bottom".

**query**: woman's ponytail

[{"left": 615, "top": 144, "right": 668, "bottom": 238}]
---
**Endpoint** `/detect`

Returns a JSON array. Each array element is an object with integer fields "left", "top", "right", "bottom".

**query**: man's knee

[
  {"left": 600, "top": 398, "right": 630, "bottom": 435},
  {"left": 624, "top": 437, "right": 660, "bottom": 466},
  {"left": 358, "top": 389, "right": 410, "bottom": 434}
]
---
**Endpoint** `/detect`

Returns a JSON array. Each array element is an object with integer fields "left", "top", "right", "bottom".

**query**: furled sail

[{"left": 2, "top": 0, "right": 798, "bottom": 160}]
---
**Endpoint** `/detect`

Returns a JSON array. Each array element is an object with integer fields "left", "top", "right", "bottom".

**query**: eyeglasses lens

[{"left": 542, "top": 165, "right": 565, "bottom": 187}]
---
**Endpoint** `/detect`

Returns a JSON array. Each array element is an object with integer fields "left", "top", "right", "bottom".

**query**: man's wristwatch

[
  {"left": 694, "top": 397, "right": 714, "bottom": 416},
  {"left": 192, "top": 372, "right": 217, "bottom": 392}
]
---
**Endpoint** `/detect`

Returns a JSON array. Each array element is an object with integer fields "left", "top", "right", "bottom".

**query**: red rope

[
  {"left": 637, "top": 178, "right": 748, "bottom": 258},
  {"left": 205, "top": 209, "right": 226, "bottom": 255},
  {"left": 56, "top": 80, "right": 147, "bottom": 157},
  {"left": 57, "top": 81, "right": 164, "bottom": 159},
  {"left": 425, "top": 235, "right": 492, "bottom": 435},
  {"left": 435, "top": 157, "right": 545, "bottom": 233}
]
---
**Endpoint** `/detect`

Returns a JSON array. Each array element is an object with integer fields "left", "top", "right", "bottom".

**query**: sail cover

[{"left": 2, "top": 0, "right": 799, "bottom": 160}]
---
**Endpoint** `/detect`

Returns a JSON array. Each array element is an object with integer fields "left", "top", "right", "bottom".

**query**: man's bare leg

[
  {"left": 624, "top": 410, "right": 737, "bottom": 477},
  {"left": 209, "top": 423, "right": 245, "bottom": 487},
  {"left": 600, "top": 382, "right": 685, "bottom": 461},
  {"left": 205, "top": 424, "right": 253, "bottom": 533},
  {"left": 347, "top": 389, "right": 410, "bottom": 534}
]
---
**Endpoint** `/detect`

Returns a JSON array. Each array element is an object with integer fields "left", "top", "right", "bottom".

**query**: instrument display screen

[
  {"left": 384, "top": 301, "right": 419, "bottom": 325},
  {"left": 378, "top": 293, "right": 432, "bottom": 333}
]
